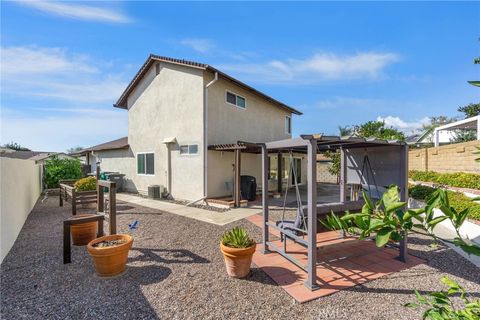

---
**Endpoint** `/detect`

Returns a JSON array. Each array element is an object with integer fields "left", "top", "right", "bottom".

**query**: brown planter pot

[
  {"left": 87, "top": 234, "right": 133, "bottom": 277},
  {"left": 220, "top": 242, "right": 256, "bottom": 278},
  {"left": 71, "top": 214, "right": 98, "bottom": 246}
]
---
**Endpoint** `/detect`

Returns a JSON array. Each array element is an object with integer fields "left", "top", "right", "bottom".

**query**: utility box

[{"left": 148, "top": 185, "right": 162, "bottom": 199}]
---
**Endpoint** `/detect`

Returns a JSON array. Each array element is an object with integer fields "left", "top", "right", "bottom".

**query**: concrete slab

[{"left": 117, "top": 193, "right": 261, "bottom": 226}]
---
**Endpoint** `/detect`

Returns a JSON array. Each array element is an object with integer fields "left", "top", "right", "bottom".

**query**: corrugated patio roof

[{"left": 114, "top": 54, "right": 302, "bottom": 116}]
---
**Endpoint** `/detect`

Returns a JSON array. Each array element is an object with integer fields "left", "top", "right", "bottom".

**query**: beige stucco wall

[
  {"left": 127, "top": 62, "right": 205, "bottom": 200},
  {"left": 409, "top": 140, "right": 480, "bottom": 173},
  {"left": 0, "top": 158, "right": 41, "bottom": 263},
  {"left": 205, "top": 72, "right": 294, "bottom": 198},
  {"left": 206, "top": 74, "right": 292, "bottom": 145},
  {"left": 95, "top": 148, "right": 137, "bottom": 192}
]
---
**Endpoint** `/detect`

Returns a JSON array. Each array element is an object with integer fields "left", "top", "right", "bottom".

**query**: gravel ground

[{"left": 1, "top": 196, "right": 479, "bottom": 320}]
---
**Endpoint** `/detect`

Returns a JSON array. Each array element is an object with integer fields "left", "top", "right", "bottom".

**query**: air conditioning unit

[{"left": 148, "top": 185, "right": 165, "bottom": 199}]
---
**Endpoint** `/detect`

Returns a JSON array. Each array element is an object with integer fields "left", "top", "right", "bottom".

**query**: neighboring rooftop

[
  {"left": 71, "top": 137, "right": 129, "bottom": 155},
  {"left": 0, "top": 149, "right": 49, "bottom": 160},
  {"left": 114, "top": 54, "right": 302, "bottom": 115}
]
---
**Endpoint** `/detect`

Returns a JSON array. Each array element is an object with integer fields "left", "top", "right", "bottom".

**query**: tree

[
  {"left": 353, "top": 120, "right": 405, "bottom": 141},
  {"left": 66, "top": 146, "right": 84, "bottom": 154},
  {"left": 44, "top": 155, "right": 82, "bottom": 188},
  {"left": 457, "top": 102, "right": 480, "bottom": 118},
  {"left": 451, "top": 130, "right": 476, "bottom": 143},
  {"left": 325, "top": 120, "right": 405, "bottom": 179},
  {"left": 338, "top": 125, "right": 353, "bottom": 137},
  {"left": 3, "top": 142, "right": 31, "bottom": 151}
]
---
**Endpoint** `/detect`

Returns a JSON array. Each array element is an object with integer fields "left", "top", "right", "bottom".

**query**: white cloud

[
  {"left": 1, "top": 46, "right": 127, "bottom": 104},
  {"left": 219, "top": 51, "right": 400, "bottom": 84},
  {"left": 377, "top": 116, "right": 430, "bottom": 134},
  {"left": 0, "top": 107, "right": 128, "bottom": 152},
  {"left": 180, "top": 38, "right": 215, "bottom": 54},
  {"left": 14, "top": 0, "right": 131, "bottom": 23}
]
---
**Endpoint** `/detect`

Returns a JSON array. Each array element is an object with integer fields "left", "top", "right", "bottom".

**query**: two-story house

[{"left": 80, "top": 55, "right": 303, "bottom": 202}]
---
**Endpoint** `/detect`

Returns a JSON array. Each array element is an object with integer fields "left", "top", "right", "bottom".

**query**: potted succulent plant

[
  {"left": 220, "top": 227, "right": 256, "bottom": 278},
  {"left": 87, "top": 234, "right": 133, "bottom": 277}
]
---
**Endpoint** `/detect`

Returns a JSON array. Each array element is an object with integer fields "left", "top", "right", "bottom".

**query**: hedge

[
  {"left": 44, "top": 155, "right": 83, "bottom": 188},
  {"left": 409, "top": 170, "right": 480, "bottom": 190},
  {"left": 409, "top": 184, "right": 480, "bottom": 221}
]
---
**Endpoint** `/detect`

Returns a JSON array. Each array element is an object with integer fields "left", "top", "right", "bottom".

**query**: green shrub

[
  {"left": 74, "top": 176, "right": 97, "bottom": 192},
  {"left": 409, "top": 170, "right": 480, "bottom": 190},
  {"left": 409, "top": 184, "right": 480, "bottom": 221},
  {"left": 221, "top": 227, "right": 255, "bottom": 248},
  {"left": 405, "top": 276, "right": 480, "bottom": 319},
  {"left": 44, "top": 156, "right": 82, "bottom": 188}
]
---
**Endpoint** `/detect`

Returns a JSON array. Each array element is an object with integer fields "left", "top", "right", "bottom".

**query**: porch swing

[{"left": 275, "top": 148, "right": 380, "bottom": 247}]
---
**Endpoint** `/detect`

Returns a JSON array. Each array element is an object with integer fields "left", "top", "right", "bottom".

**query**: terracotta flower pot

[
  {"left": 220, "top": 242, "right": 256, "bottom": 278},
  {"left": 87, "top": 234, "right": 133, "bottom": 277},
  {"left": 71, "top": 214, "right": 98, "bottom": 246}
]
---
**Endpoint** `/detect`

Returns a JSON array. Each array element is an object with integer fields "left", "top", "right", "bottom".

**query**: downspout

[{"left": 203, "top": 72, "right": 218, "bottom": 200}]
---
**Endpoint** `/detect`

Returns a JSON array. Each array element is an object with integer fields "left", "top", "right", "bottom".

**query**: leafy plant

[
  {"left": 405, "top": 276, "right": 480, "bottom": 320},
  {"left": 221, "top": 227, "right": 255, "bottom": 248},
  {"left": 458, "top": 102, "right": 480, "bottom": 118},
  {"left": 409, "top": 185, "right": 480, "bottom": 221},
  {"left": 44, "top": 155, "right": 83, "bottom": 188},
  {"left": 321, "top": 185, "right": 480, "bottom": 256},
  {"left": 321, "top": 186, "right": 421, "bottom": 247},
  {"left": 324, "top": 150, "right": 341, "bottom": 177},
  {"left": 74, "top": 176, "right": 97, "bottom": 192}
]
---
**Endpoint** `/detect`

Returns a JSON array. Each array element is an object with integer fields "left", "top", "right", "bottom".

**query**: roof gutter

[{"left": 203, "top": 71, "right": 218, "bottom": 200}]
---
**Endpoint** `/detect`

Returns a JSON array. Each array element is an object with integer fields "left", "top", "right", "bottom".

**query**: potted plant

[
  {"left": 87, "top": 234, "right": 133, "bottom": 277},
  {"left": 70, "top": 214, "right": 98, "bottom": 245},
  {"left": 220, "top": 227, "right": 256, "bottom": 278}
]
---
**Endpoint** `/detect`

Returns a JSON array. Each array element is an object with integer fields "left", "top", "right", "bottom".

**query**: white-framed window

[
  {"left": 137, "top": 152, "right": 154, "bottom": 175},
  {"left": 285, "top": 116, "right": 292, "bottom": 134},
  {"left": 179, "top": 144, "right": 199, "bottom": 155},
  {"left": 225, "top": 90, "right": 246, "bottom": 109}
]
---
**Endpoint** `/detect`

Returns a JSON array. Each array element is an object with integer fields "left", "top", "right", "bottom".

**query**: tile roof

[
  {"left": 71, "top": 137, "right": 128, "bottom": 155},
  {"left": 114, "top": 54, "right": 302, "bottom": 115}
]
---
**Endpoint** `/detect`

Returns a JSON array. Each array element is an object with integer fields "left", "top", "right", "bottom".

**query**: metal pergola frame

[{"left": 259, "top": 134, "right": 409, "bottom": 291}]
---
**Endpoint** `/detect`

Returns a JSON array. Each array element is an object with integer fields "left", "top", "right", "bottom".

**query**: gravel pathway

[{"left": 1, "top": 196, "right": 479, "bottom": 320}]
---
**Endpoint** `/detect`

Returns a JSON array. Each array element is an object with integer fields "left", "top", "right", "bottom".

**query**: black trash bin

[
  {"left": 104, "top": 172, "right": 125, "bottom": 192},
  {"left": 240, "top": 175, "right": 257, "bottom": 201}
]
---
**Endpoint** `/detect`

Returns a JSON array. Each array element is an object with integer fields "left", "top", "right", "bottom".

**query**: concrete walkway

[{"left": 117, "top": 193, "right": 261, "bottom": 226}]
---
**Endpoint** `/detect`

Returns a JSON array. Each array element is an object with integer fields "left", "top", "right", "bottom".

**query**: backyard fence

[
  {"left": 0, "top": 157, "right": 41, "bottom": 263},
  {"left": 408, "top": 140, "right": 479, "bottom": 174}
]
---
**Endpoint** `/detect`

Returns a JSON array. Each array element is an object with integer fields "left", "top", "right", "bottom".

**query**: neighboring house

[
  {"left": 406, "top": 128, "right": 456, "bottom": 146},
  {"left": 407, "top": 116, "right": 479, "bottom": 147},
  {"left": 85, "top": 54, "right": 303, "bottom": 201}
]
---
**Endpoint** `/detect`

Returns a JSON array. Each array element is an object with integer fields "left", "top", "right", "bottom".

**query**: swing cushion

[{"left": 276, "top": 208, "right": 307, "bottom": 235}]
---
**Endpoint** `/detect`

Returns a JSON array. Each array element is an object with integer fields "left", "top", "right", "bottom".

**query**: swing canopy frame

[{"left": 258, "top": 134, "right": 409, "bottom": 291}]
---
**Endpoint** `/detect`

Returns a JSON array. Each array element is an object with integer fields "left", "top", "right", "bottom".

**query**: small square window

[
  {"left": 188, "top": 144, "right": 198, "bottom": 154},
  {"left": 180, "top": 145, "right": 189, "bottom": 154},
  {"left": 226, "top": 91, "right": 246, "bottom": 109}
]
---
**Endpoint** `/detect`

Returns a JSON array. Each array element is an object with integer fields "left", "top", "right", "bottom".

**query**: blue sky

[{"left": 1, "top": 1, "right": 479, "bottom": 151}]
